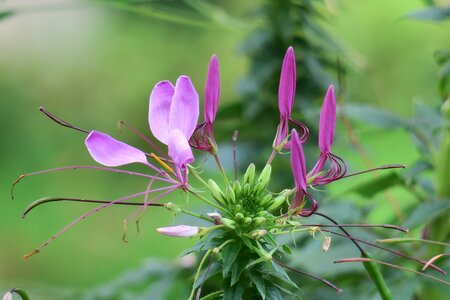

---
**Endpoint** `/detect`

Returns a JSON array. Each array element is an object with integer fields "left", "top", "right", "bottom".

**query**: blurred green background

[{"left": 1, "top": 0, "right": 449, "bottom": 298}]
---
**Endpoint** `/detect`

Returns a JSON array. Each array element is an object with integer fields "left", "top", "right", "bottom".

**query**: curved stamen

[
  {"left": 289, "top": 118, "right": 309, "bottom": 143},
  {"left": 23, "top": 185, "right": 178, "bottom": 259},
  {"left": 309, "top": 153, "right": 347, "bottom": 185},
  {"left": 189, "top": 122, "right": 215, "bottom": 152}
]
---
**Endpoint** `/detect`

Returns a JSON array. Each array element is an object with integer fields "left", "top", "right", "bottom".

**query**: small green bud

[
  {"left": 226, "top": 186, "right": 236, "bottom": 203},
  {"left": 257, "top": 164, "right": 272, "bottom": 187},
  {"left": 256, "top": 210, "right": 268, "bottom": 217},
  {"left": 164, "top": 202, "right": 182, "bottom": 213},
  {"left": 221, "top": 218, "right": 236, "bottom": 229},
  {"left": 208, "top": 179, "right": 227, "bottom": 206},
  {"left": 235, "top": 212, "right": 244, "bottom": 220},
  {"left": 253, "top": 182, "right": 265, "bottom": 196},
  {"left": 249, "top": 229, "right": 268, "bottom": 239},
  {"left": 235, "top": 204, "right": 242, "bottom": 211},
  {"left": 259, "top": 194, "right": 273, "bottom": 206},
  {"left": 243, "top": 183, "right": 251, "bottom": 195},
  {"left": 266, "top": 195, "right": 286, "bottom": 211},
  {"left": 233, "top": 180, "right": 242, "bottom": 196},
  {"left": 243, "top": 163, "right": 256, "bottom": 185},
  {"left": 253, "top": 217, "right": 266, "bottom": 225},
  {"left": 243, "top": 217, "right": 253, "bottom": 225}
]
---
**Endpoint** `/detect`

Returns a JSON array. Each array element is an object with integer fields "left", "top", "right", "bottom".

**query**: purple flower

[
  {"left": 307, "top": 85, "right": 346, "bottom": 185},
  {"left": 290, "top": 129, "right": 318, "bottom": 216},
  {"left": 156, "top": 225, "right": 199, "bottom": 237},
  {"left": 189, "top": 54, "right": 220, "bottom": 153},
  {"left": 274, "top": 47, "right": 308, "bottom": 150},
  {"left": 85, "top": 75, "right": 199, "bottom": 185}
]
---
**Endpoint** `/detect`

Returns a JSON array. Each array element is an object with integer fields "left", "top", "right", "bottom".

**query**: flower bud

[
  {"left": 243, "top": 217, "right": 253, "bottom": 225},
  {"left": 249, "top": 229, "right": 268, "bottom": 239},
  {"left": 2, "top": 292, "right": 12, "bottom": 300},
  {"left": 243, "top": 183, "right": 251, "bottom": 195},
  {"left": 206, "top": 212, "right": 222, "bottom": 224},
  {"left": 266, "top": 195, "right": 286, "bottom": 211},
  {"left": 256, "top": 210, "right": 269, "bottom": 217},
  {"left": 259, "top": 194, "right": 273, "bottom": 206},
  {"left": 244, "top": 163, "right": 256, "bottom": 185},
  {"left": 156, "top": 225, "right": 199, "bottom": 237},
  {"left": 253, "top": 217, "right": 266, "bottom": 225},
  {"left": 257, "top": 164, "right": 272, "bottom": 187},
  {"left": 233, "top": 180, "right": 242, "bottom": 196},
  {"left": 226, "top": 186, "right": 236, "bottom": 203},
  {"left": 221, "top": 218, "right": 236, "bottom": 229},
  {"left": 164, "top": 202, "right": 182, "bottom": 213},
  {"left": 253, "top": 182, "right": 265, "bottom": 196},
  {"left": 208, "top": 179, "right": 227, "bottom": 206},
  {"left": 235, "top": 212, "right": 244, "bottom": 221},
  {"left": 235, "top": 204, "right": 242, "bottom": 211}
]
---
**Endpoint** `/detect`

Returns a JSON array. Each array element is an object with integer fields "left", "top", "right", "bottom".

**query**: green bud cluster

[{"left": 207, "top": 164, "right": 289, "bottom": 234}]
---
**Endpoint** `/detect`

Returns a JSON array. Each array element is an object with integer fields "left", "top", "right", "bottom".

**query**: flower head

[{"left": 190, "top": 54, "right": 220, "bottom": 153}]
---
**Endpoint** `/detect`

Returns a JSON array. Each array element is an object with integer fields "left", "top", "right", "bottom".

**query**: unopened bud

[
  {"left": 221, "top": 218, "right": 236, "bottom": 229},
  {"left": 244, "top": 163, "right": 256, "bottom": 185},
  {"left": 243, "top": 183, "right": 251, "bottom": 195},
  {"left": 257, "top": 164, "right": 272, "bottom": 187},
  {"left": 243, "top": 217, "right": 253, "bottom": 225},
  {"left": 253, "top": 182, "right": 265, "bottom": 196},
  {"left": 235, "top": 212, "right": 244, "bottom": 221},
  {"left": 164, "top": 202, "right": 181, "bottom": 213},
  {"left": 233, "top": 180, "right": 242, "bottom": 196},
  {"left": 235, "top": 204, "right": 242, "bottom": 211},
  {"left": 256, "top": 210, "right": 269, "bottom": 217},
  {"left": 156, "top": 225, "right": 199, "bottom": 237},
  {"left": 266, "top": 195, "right": 286, "bottom": 211},
  {"left": 206, "top": 212, "right": 222, "bottom": 224},
  {"left": 2, "top": 292, "right": 12, "bottom": 300},
  {"left": 259, "top": 194, "right": 273, "bottom": 206},
  {"left": 322, "top": 236, "right": 331, "bottom": 252},
  {"left": 226, "top": 186, "right": 236, "bottom": 203},
  {"left": 249, "top": 229, "right": 268, "bottom": 239},
  {"left": 208, "top": 179, "right": 227, "bottom": 206},
  {"left": 253, "top": 217, "right": 266, "bottom": 225}
]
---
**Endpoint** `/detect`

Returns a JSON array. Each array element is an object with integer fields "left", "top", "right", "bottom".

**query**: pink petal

[
  {"left": 2, "top": 292, "right": 12, "bottom": 300},
  {"left": 168, "top": 129, "right": 194, "bottom": 170},
  {"left": 290, "top": 129, "right": 307, "bottom": 191},
  {"left": 156, "top": 225, "right": 199, "bottom": 237},
  {"left": 278, "top": 46, "right": 296, "bottom": 118},
  {"left": 85, "top": 131, "right": 148, "bottom": 167},
  {"left": 204, "top": 54, "right": 220, "bottom": 124},
  {"left": 318, "top": 85, "right": 336, "bottom": 153},
  {"left": 149, "top": 80, "right": 175, "bottom": 144},
  {"left": 169, "top": 76, "right": 199, "bottom": 140}
]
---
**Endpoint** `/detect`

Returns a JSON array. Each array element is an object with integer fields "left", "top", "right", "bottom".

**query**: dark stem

[
  {"left": 232, "top": 130, "right": 239, "bottom": 181},
  {"left": 22, "top": 197, "right": 163, "bottom": 218},
  {"left": 301, "top": 223, "right": 409, "bottom": 233},
  {"left": 273, "top": 259, "right": 342, "bottom": 292},
  {"left": 39, "top": 106, "right": 89, "bottom": 134}
]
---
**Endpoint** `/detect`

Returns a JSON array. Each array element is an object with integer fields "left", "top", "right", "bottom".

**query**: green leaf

[
  {"left": 403, "top": 199, "right": 450, "bottom": 229},
  {"left": 193, "top": 260, "right": 221, "bottom": 289},
  {"left": 408, "top": 6, "right": 450, "bottom": 21},
  {"left": 223, "top": 281, "right": 244, "bottom": 300},
  {"left": 265, "top": 284, "right": 283, "bottom": 300},
  {"left": 343, "top": 172, "right": 403, "bottom": 198},
  {"left": 222, "top": 241, "right": 242, "bottom": 277},
  {"left": 0, "top": 10, "right": 14, "bottom": 21},
  {"left": 362, "top": 252, "right": 393, "bottom": 300},
  {"left": 230, "top": 256, "right": 248, "bottom": 286},
  {"left": 249, "top": 272, "right": 266, "bottom": 300}
]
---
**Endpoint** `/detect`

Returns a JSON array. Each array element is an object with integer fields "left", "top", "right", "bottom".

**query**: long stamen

[
  {"left": 23, "top": 186, "right": 177, "bottom": 259},
  {"left": 150, "top": 153, "right": 175, "bottom": 174},
  {"left": 335, "top": 257, "right": 450, "bottom": 286},
  {"left": 39, "top": 106, "right": 89, "bottom": 134},
  {"left": 336, "top": 164, "right": 406, "bottom": 180},
  {"left": 301, "top": 223, "right": 409, "bottom": 233},
  {"left": 273, "top": 259, "right": 342, "bottom": 292},
  {"left": 11, "top": 165, "right": 176, "bottom": 200},
  {"left": 289, "top": 117, "right": 309, "bottom": 142}
]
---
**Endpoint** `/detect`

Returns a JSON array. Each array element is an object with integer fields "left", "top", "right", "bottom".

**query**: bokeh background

[{"left": 1, "top": 0, "right": 449, "bottom": 299}]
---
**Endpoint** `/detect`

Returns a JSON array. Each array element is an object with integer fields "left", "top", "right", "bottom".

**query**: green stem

[
  {"left": 179, "top": 208, "right": 214, "bottom": 223},
  {"left": 188, "top": 188, "right": 223, "bottom": 210},
  {"left": 213, "top": 153, "right": 231, "bottom": 187},
  {"left": 188, "top": 249, "right": 213, "bottom": 300},
  {"left": 188, "top": 165, "right": 210, "bottom": 189}
]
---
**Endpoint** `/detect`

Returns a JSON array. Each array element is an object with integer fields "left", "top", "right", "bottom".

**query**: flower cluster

[{"left": 14, "top": 47, "right": 448, "bottom": 299}]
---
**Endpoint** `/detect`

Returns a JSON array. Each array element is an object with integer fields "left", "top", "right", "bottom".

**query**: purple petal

[
  {"left": 278, "top": 46, "right": 296, "bottom": 118},
  {"left": 149, "top": 80, "right": 175, "bottom": 144},
  {"left": 168, "top": 129, "right": 194, "bottom": 170},
  {"left": 204, "top": 54, "right": 220, "bottom": 124},
  {"left": 169, "top": 75, "right": 199, "bottom": 140},
  {"left": 85, "top": 131, "right": 148, "bottom": 167},
  {"left": 290, "top": 129, "right": 307, "bottom": 191},
  {"left": 156, "top": 225, "right": 199, "bottom": 237},
  {"left": 318, "top": 85, "right": 336, "bottom": 153}
]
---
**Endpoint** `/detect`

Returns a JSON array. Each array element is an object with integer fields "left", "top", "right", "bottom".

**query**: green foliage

[{"left": 408, "top": 6, "right": 450, "bottom": 21}]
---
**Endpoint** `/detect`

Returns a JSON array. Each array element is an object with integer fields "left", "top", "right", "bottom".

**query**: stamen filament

[{"left": 150, "top": 153, "right": 175, "bottom": 174}]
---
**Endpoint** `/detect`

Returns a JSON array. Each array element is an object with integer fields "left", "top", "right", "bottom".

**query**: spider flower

[
  {"left": 156, "top": 225, "right": 200, "bottom": 237},
  {"left": 307, "top": 85, "right": 346, "bottom": 185},
  {"left": 189, "top": 54, "right": 220, "bottom": 153},
  {"left": 274, "top": 47, "right": 308, "bottom": 150},
  {"left": 290, "top": 129, "right": 318, "bottom": 216}
]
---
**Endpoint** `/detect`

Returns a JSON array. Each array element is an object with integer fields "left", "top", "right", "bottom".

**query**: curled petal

[
  {"left": 168, "top": 129, "right": 194, "bottom": 170},
  {"left": 318, "top": 85, "right": 336, "bottom": 153},
  {"left": 278, "top": 46, "right": 296, "bottom": 118},
  {"left": 149, "top": 80, "right": 175, "bottom": 144},
  {"left": 291, "top": 129, "right": 307, "bottom": 191},
  {"left": 205, "top": 54, "right": 220, "bottom": 124},
  {"left": 85, "top": 131, "right": 148, "bottom": 167},
  {"left": 169, "top": 75, "right": 199, "bottom": 140},
  {"left": 156, "top": 225, "right": 199, "bottom": 237}
]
